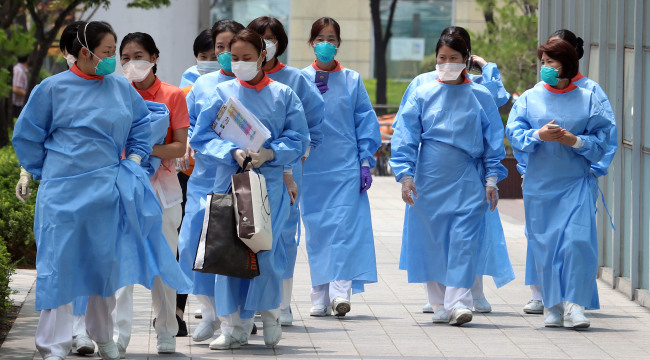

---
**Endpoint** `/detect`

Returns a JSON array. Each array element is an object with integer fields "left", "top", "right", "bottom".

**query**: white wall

[{"left": 90, "top": 0, "right": 201, "bottom": 86}]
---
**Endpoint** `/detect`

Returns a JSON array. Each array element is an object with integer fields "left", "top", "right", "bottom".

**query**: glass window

[
  {"left": 590, "top": 1, "right": 599, "bottom": 44},
  {"left": 623, "top": 49, "right": 634, "bottom": 142},
  {"left": 624, "top": 0, "right": 635, "bottom": 47},
  {"left": 646, "top": 0, "right": 650, "bottom": 47},
  {"left": 645, "top": 51, "right": 650, "bottom": 149},
  {"left": 641, "top": 154, "right": 650, "bottom": 289},
  {"left": 587, "top": 45, "right": 600, "bottom": 83},
  {"left": 607, "top": 0, "right": 618, "bottom": 46},
  {"left": 621, "top": 147, "right": 633, "bottom": 278}
]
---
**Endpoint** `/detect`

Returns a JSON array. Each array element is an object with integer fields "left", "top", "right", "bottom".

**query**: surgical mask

[
  {"left": 196, "top": 60, "right": 220, "bottom": 75},
  {"left": 122, "top": 60, "right": 155, "bottom": 82},
  {"left": 436, "top": 62, "right": 466, "bottom": 81},
  {"left": 90, "top": 54, "right": 116, "bottom": 75},
  {"left": 264, "top": 39, "right": 277, "bottom": 61},
  {"left": 231, "top": 57, "right": 261, "bottom": 81},
  {"left": 64, "top": 54, "right": 76, "bottom": 68},
  {"left": 540, "top": 65, "right": 561, "bottom": 86},
  {"left": 314, "top": 42, "right": 337, "bottom": 63},
  {"left": 217, "top": 52, "right": 232, "bottom": 72}
]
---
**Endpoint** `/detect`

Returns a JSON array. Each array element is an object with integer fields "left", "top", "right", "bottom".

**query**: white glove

[
  {"left": 247, "top": 147, "right": 274, "bottom": 168},
  {"left": 400, "top": 176, "right": 418, "bottom": 206},
  {"left": 178, "top": 140, "right": 193, "bottom": 171},
  {"left": 486, "top": 186, "right": 499, "bottom": 212},
  {"left": 15, "top": 167, "right": 32, "bottom": 202},
  {"left": 284, "top": 173, "right": 298, "bottom": 205},
  {"left": 232, "top": 149, "right": 250, "bottom": 169},
  {"left": 127, "top": 153, "right": 142, "bottom": 165}
]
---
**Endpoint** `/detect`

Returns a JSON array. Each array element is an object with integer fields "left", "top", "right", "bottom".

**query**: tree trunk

[
  {"left": 370, "top": 0, "right": 397, "bottom": 112},
  {"left": 0, "top": 96, "right": 11, "bottom": 147}
]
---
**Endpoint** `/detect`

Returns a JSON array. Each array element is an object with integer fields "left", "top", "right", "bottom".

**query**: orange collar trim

[
  {"left": 220, "top": 69, "right": 229, "bottom": 76},
  {"left": 544, "top": 82, "right": 578, "bottom": 94},
  {"left": 133, "top": 77, "right": 161, "bottom": 100},
  {"left": 265, "top": 61, "right": 286, "bottom": 74},
  {"left": 311, "top": 60, "right": 344, "bottom": 73},
  {"left": 571, "top": 72, "right": 585, "bottom": 82},
  {"left": 238, "top": 75, "right": 274, "bottom": 91},
  {"left": 436, "top": 71, "right": 472, "bottom": 84},
  {"left": 71, "top": 64, "right": 103, "bottom": 81}
]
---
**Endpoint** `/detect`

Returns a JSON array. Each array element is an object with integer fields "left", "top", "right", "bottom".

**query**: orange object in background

[{"left": 377, "top": 113, "right": 395, "bottom": 142}]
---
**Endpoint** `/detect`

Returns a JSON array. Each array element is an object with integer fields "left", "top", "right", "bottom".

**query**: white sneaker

[
  {"left": 473, "top": 298, "right": 492, "bottom": 313},
  {"left": 73, "top": 334, "right": 95, "bottom": 355},
  {"left": 209, "top": 333, "right": 245, "bottom": 350},
  {"left": 544, "top": 305, "right": 564, "bottom": 327},
  {"left": 279, "top": 308, "right": 293, "bottom": 326},
  {"left": 116, "top": 343, "right": 126, "bottom": 359},
  {"left": 422, "top": 303, "right": 434, "bottom": 313},
  {"left": 309, "top": 304, "right": 331, "bottom": 317},
  {"left": 44, "top": 357, "right": 64, "bottom": 360},
  {"left": 449, "top": 308, "right": 473, "bottom": 326},
  {"left": 432, "top": 307, "right": 449, "bottom": 323},
  {"left": 331, "top": 297, "right": 351, "bottom": 316},
  {"left": 97, "top": 339, "right": 120, "bottom": 360},
  {"left": 523, "top": 300, "right": 544, "bottom": 314},
  {"left": 194, "top": 308, "right": 202, "bottom": 319},
  {"left": 192, "top": 320, "right": 219, "bottom": 342},
  {"left": 157, "top": 335, "right": 176, "bottom": 354},
  {"left": 563, "top": 302, "right": 590, "bottom": 328},
  {"left": 263, "top": 319, "right": 282, "bottom": 346}
]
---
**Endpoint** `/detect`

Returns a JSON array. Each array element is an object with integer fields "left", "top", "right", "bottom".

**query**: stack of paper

[{"left": 212, "top": 97, "right": 272, "bottom": 152}]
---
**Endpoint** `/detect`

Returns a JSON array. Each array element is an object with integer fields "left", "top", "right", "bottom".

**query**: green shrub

[
  {"left": 0, "top": 238, "right": 16, "bottom": 317},
  {"left": 0, "top": 144, "right": 38, "bottom": 267}
]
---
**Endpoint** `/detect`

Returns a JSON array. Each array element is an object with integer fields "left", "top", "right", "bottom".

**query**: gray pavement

[{"left": 2, "top": 177, "right": 650, "bottom": 359}]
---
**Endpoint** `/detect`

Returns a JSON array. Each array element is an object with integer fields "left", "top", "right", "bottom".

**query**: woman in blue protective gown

[
  {"left": 248, "top": 16, "right": 324, "bottom": 326},
  {"left": 300, "top": 17, "right": 381, "bottom": 318},
  {"left": 191, "top": 29, "right": 309, "bottom": 349},
  {"left": 506, "top": 39, "right": 612, "bottom": 329},
  {"left": 398, "top": 26, "right": 514, "bottom": 315},
  {"left": 11, "top": 21, "right": 191, "bottom": 360},
  {"left": 519, "top": 30, "right": 618, "bottom": 316},
  {"left": 390, "top": 33, "right": 507, "bottom": 327},
  {"left": 176, "top": 19, "right": 243, "bottom": 343}
]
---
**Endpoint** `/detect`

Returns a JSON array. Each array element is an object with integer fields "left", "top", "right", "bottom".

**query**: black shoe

[
  {"left": 251, "top": 323, "right": 257, "bottom": 335},
  {"left": 177, "top": 314, "right": 188, "bottom": 337}
]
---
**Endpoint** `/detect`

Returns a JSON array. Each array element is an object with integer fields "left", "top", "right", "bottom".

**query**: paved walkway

[{"left": 2, "top": 177, "right": 650, "bottom": 359}]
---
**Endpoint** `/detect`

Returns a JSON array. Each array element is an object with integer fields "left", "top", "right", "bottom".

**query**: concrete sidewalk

[{"left": 2, "top": 177, "right": 650, "bottom": 359}]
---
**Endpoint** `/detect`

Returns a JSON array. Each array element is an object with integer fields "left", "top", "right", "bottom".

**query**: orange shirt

[{"left": 133, "top": 77, "right": 190, "bottom": 144}]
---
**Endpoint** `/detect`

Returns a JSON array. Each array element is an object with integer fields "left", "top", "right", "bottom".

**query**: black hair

[
  {"left": 210, "top": 20, "right": 245, "bottom": 45},
  {"left": 440, "top": 26, "right": 471, "bottom": 52},
  {"left": 247, "top": 16, "right": 288, "bottom": 58},
  {"left": 193, "top": 29, "right": 213, "bottom": 57},
  {"left": 60, "top": 21, "right": 85, "bottom": 54},
  {"left": 435, "top": 34, "right": 470, "bottom": 60},
  {"left": 538, "top": 39, "right": 579, "bottom": 80},
  {"left": 230, "top": 29, "right": 267, "bottom": 67},
  {"left": 70, "top": 21, "right": 117, "bottom": 58},
  {"left": 308, "top": 17, "right": 341, "bottom": 45},
  {"left": 17, "top": 55, "right": 28, "bottom": 63},
  {"left": 550, "top": 29, "right": 584, "bottom": 59},
  {"left": 120, "top": 32, "right": 160, "bottom": 74}
]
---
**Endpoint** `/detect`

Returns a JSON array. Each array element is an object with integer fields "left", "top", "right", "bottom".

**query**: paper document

[{"left": 212, "top": 97, "right": 271, "bottom": 152}]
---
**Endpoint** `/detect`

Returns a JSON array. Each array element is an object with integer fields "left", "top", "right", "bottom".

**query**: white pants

[
  {"left": 470, "top": 275, "right": 486, "bottom": 299},
  {"left": 72, "top": 314, "right": 86, "bottom": 338},
  {"left": 530, "top": 285, "right": 543, "bottom": 301},
  {"left": 196, "top": 295, "right": 217, "bottom": 323},
  {"left": 310, "top": 280, "right": 352, "bottom": 306},
  {"left": 426, "top": 281, "right": 472, "bottom": 313},
  {"left": 36, "top": 296, "right": 115, "bottom": 359},
  {"left": 280, "top": 278, "right": 293, "bottom": 312},
  {"left": 112, "top": 203, "right": 181, "bottom": 348},
  {"left": 219, "top": 308, "right": 278, "bottom": 340}
]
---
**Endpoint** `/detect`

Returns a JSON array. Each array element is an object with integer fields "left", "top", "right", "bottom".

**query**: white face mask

[
  {"left": 436, "top": 62, "right": 466, "bottom": 81},
  {"left": 264, "top": 39, "right": 277, "bottom": 61},
  {"left": 231, "top": 52, "right": 262, "bottom": 81},
  {"left": 122, "top": 60, "right": 155, "bottom": 83},
  {"left": 64, "top": 54, "right": 76, "bottom": 68},
  {"left": 196, "top": 60, "right": 220, "bottom": 75}
]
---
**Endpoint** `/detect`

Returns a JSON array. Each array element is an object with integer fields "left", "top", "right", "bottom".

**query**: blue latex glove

[
  {"left": 315, "top": 81, "right": 329, "bottom": 94},
  {"left": 360, "top": 166, "right": 372, "bottom": 193}
]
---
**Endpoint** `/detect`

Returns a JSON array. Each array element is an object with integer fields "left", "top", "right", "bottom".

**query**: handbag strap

[{"left": 227, "top": 156, "right": 253, "bottom": 194}]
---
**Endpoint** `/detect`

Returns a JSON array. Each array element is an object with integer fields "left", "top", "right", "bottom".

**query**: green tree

[{"left": 370, "top": 0, "right": 398, "bottom": 112}]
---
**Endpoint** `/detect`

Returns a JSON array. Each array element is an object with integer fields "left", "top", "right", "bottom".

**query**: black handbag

[{"left": 192, "top": 158, "right": 260, "bottom": 279}]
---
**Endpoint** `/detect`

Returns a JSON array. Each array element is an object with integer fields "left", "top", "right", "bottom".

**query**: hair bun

[{"left": 576, "top": 37, "right": 584, "bottom": 46}]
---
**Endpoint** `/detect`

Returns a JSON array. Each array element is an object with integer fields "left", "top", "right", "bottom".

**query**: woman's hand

[
  {"left": 486, "top": 186, "right": 499, "bottom": 212},
  {"left": 558, "top": 131, "right": 578, "bottom": 147},
  {"left": 247, "top": 147, "right": 274, "bottom": 168},
  {"left": 471, "top": 55, "right": 487, "bottom": 68},
  {"left": 232, "top": 149, "right": 250, "bottom": 169},
  {"left": 284, "top": 173, "right": 298, "bottom": 205},
  {"left": 400, "top": 177, "right": 418, "bottom": 206},
  {"left": 178, "top": 140, "right": 194, "bottom": 171},
  {"left": 538, "top": 120, "right": 565, "bottom": 141}
]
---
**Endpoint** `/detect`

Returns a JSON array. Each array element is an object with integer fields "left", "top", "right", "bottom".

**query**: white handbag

[{"left": 231, "top": 169, "right": 273, "bottom": 253}]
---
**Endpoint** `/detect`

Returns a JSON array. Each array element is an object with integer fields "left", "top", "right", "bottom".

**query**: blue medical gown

[
  {"left": 267, "top": 65, "right": 324, "bottom": 280},
  {"left": 12, "top": 71, "right": 192, "bottom": 310},
  {"left": 177, "top": 71, "right": 236, "bottom": 297},
  {"left": 390, "top": 80, "right": 508, "bottom": 288},
  {"left": 300, "top": 65, "right": 381, "bottom": 293},
  {"left": 180, "top": 65, "right": 200, "bottom": 88},
  {"left": 190, "top": 78, "right": 309, "bottom": 317},
  {"left": 506, "top": 85, "right": 611, "bottom": 309}
]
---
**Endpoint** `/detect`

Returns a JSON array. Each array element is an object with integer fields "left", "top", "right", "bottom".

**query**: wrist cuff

[{"left": 572, "top": 136, "right": 584, "bottom": 149}]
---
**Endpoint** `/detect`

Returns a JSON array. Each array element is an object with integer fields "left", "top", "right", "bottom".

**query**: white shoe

[
  {"left": 473, "top": 298, "right": 492, "bottom": 313},
  {"left": 310, "top": 304, "right": 331, "bottom": 317},
  {"left": 432, "top": 307, "right": 449, "bottom": 323},
  {"left": 544, "top": 304, "right": 564, "bottom": 327},
  {"left": 192, "top": 320, "right": 219, "bottom": 342},
  {"left": 97, "top": 339, "right": 120, "bottom": 360},
  {"left": 116, "top": 343, "right": 126, "bottom": 359},
  {"left": 157, "top": 335, "right": 176, "bottom": 354},
  {"left": 209, "top": 333, "right": 245, "bottom": 350},
  {"left": 279, "top": 308, "right": 293, "bottom": 326},
  {"left": 449, "top": 308, "right": 472, "bottom": 326},
  {"left": 563, "top": 302, "right": 590, "bottom": 328},
  {"left": 194, "top": 308, "right": 202, "bottom": 319},
  {"left": 72, "top": 334, "right": 95, "bottom": 355},
  {"left": 331, "top": 297, "right": 351, "bottom": 316},
  {"left": 263, "top": 318, "right": 282, "bottom": 346},
  {"left": 44, "top": 357, "right": 64, "bottom": 360},
  {"left": 523, "top": 300, "right": 544, "bottom": 314},
  {"left": 422, "top": 303, "right": 434, "bottom": 313}
]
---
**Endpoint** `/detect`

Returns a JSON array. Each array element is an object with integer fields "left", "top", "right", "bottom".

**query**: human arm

[
  {"left": 189, "top": 94, "right": 239, "bottom": 166},
  {"left": 505, "top": 94, "right": 544, "bottom": 154},
  {"left": 471, "top": 56, "right": 511, "bottom": 107},
  {"left": 284, "top": 172, "right": 298, "bottom": 205},
  {"left": 353, "top": 75, "right": 382, "bottom": 168},
  {"left": 299, "top": 73, "right": 324, "bottom": 149},
  {"left": 389, "top": 92, "right": 423, "bottom": 182},
  {"left": 479, "top": 92, "right": 508, "bottom": 182},
  {"left": 589, "top": 84, "right": 617, "bottom": 177},
  {"left": 261, "top": 90, "right": 310, "bottom": 167},
  {"left": 152, "top": 90, "right": 189, "bottom": 159},
  {"left": 12, "top": 86, "right": 26, "bottom": 97},
  {"left": 563, "top": 96, "right": 611, "bottom": 164},
  {"left": 125, "top": 88, "right": 154, "bottom": 164},
  {"left": 15, "top": 167, "right": 32, "bottom": 202}
]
